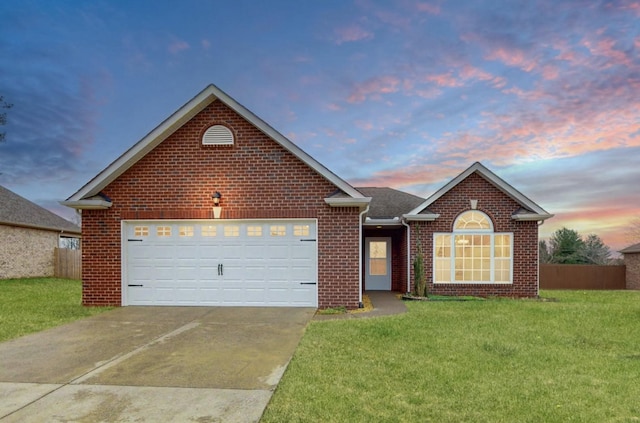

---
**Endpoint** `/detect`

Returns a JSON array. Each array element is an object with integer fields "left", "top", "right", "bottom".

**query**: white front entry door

[
  {"left": 365, "top": 237, "right": 391, "bottom": 290},
  {"left": 123, "top": 220, "right": 317, "bottom": 307}
]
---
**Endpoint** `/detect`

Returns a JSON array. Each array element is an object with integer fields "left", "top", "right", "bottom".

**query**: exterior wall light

[{"left": 212, "top": 192, "right": 222, "bottom": 219}]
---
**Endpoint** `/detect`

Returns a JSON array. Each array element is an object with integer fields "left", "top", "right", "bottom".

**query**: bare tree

[
  {"left": 539, "top": 240, "right": 552, "bottom": 264},
  {"left": 627, "top": 216, "right": 640, "bottom": 245},
  {"left": 583, "top": 234, "right": 611, "bottom": 265},
  {"left": 0, "top": 95, "right": 13, "bottom": 143}
]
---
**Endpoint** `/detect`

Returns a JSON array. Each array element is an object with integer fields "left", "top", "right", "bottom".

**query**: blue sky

[{"left": 1, "top": 0, "right": 639, "bottom": 250}]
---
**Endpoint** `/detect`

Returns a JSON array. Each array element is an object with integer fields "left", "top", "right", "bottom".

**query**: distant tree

[
  {"left": 582, "top": 233, "right": 611, "bottom": 265},
  {"left": 538, "top": 240, "right": 552, "bottom": 263},
  {"left": 549, "top": 227, "right": 588, "bottom": 264},
  {"left": 628, "top": 216, "right": 640, "bottom": 245},
  {"left": 0, "top": 95, "right": 13, "bottom": 143}
]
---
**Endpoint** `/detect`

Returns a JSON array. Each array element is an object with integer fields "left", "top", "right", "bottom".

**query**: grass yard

[
  {"left": 0, "top": 278, "right": 112, "bottom": 342},
  {"left": 262, "top": 291, "right": 640, "bottom": 423}
]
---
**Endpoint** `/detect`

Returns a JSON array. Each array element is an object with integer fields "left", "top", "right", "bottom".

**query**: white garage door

[{"left": 123, "top": 220, "right": 317, "bottom": 307}]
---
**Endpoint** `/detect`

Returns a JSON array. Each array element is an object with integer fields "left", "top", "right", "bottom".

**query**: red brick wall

[
  {"left": 81, "top": 99, "right": 361, "bottom": 309},
  {"left": 409, "top": 172, "right": 539, "bottom": 298},
  {"left": 624, "top": 253, "right": 640, "bottom": 290}
]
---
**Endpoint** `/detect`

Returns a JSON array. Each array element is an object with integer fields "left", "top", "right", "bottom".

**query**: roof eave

[
  {"left": 60, "top": 199, "right": 112, "bottom": 210},
  {"left": 0, "top": 220, "right": 81, "bottom": 235},
  {"left": 324, "top": 197, "right": 371, "bottom": 208},
  {"left": 407, "top": 162, "right": 551, "bottom": 216},
  {"left": 402, "top": 213, "right": 440, "bottom": 222},
  {"left": 511, "top": 213, "right": 555, "bottom": 221},
  {"left": 67, "top": 84, "right": 365, "bottom": 202},
  {"left": 364, "top": 217, "right": 401, "bottom": 226}
]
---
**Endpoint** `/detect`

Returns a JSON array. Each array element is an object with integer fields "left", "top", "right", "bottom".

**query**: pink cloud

[
  {"left": 334, "top": 24, "right": 374, "bottom": 45},
  {"left": 485, "top": 47, "right": 537, "bottom": 72},
  {"left": 426, "top": 72, "right": 463, "bottom": 87},
  {"left": 168, "top": 40, "right": 190, "bottom": 54},
  {"left": 325, "top": 103, "right": 342, "bottom": 111},
  {"left": 347, "top": 75, "right": 400, "bottom": 103},
  {"left": 415, "top": 2, "right": 441, "bottom": 14},
  {"left": 583, "top": 37, "right": 633, "bottom": 67},
  {"left": 355, "top": 120, "right": 375, "bottom": 130}
]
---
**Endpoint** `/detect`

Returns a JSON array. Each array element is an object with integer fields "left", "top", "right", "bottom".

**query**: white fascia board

[
  {"left": 407, "top": 162, "right": 551, "bottom": 216},
  {"left": 402, "top": 213, "right": 440, "bottom": 221},
  {"left": 363, "top": 218, "right": 401, "bottom": 226},
  {"left": 511, "top": 213, "right": 554, "bottom": 221},
  {"left": 67, "top": 84, "right": 364, "bottom": 202},
  {"left": 324, "top": 197, "right": 371, "bottom": 208},
  {"left": 60, "top": 199, "right": 112, "bottom": 210}
]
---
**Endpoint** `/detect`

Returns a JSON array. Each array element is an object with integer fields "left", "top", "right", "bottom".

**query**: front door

[{"left": 365, "top": 237, "right": 391, "bottom": 290}]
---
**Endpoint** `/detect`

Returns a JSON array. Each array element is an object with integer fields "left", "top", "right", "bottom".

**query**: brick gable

[
  {"left": 410, "top": 172, "right": 539, "bottom": 297},
  {"left": 81, "top": 100, "right": 361, "bottom": 308}
]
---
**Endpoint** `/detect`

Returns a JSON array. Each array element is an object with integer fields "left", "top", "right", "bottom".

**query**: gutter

[
  {"left": 358, "top": 204, "right": 370, "bottom": 308},
  {"left": 401, "top": 218, "right": 411, "bottom": 295}
]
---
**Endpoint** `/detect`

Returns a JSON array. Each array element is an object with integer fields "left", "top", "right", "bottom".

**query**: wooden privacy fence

[
  {"left": 54, "top": 248, "right": 82, "bottom": 280},
  {"left": 540, "top": 264, "right": 626, "bottom": 290}
]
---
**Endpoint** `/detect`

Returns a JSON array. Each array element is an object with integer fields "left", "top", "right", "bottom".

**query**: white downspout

[
  {"left": 358, "top": 205, "right": 370, "bottom": 308},
  {"left": 401, "top": 218, "right": 411, "bottom": 294}
]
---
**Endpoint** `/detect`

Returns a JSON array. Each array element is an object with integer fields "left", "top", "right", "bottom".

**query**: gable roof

[
  {"left": 357, "top": 187, "right": 424, "bottom": 219},
  {"left": 405, "top": 162, "right": 553, "bottom": 221},
  {"left": 0, "top": 185, "right": 80, "bottom": 234},
  {"left": 620, "top": 242, "right": 640, "bottom": 254},
  {"left": 63, "top": 84, "right": 366, "bottom": 208}
]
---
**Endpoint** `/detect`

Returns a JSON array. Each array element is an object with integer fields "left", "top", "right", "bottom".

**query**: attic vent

[{"left": 202, "top": 125, "right": 234, "bottom": 145}]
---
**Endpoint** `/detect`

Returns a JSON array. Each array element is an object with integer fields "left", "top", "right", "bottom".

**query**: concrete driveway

[{"left": 0, "top": 306, "right": 314, "bottom": 422}]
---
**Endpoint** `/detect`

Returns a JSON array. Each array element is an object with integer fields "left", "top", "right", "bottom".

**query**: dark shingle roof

[
  {"left": 356, "top": 187, "right": 425, "bottom": 219},
  {"left": 0, "top": 185, "right": 80, "bottom": 234},
  {"left": 620, "top": 242, "right": 640, "bottom": 254}
]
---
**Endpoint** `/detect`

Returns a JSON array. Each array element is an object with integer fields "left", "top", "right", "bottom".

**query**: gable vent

[{"left": 203, "top": 125, "right": 234, "bottom": 145}]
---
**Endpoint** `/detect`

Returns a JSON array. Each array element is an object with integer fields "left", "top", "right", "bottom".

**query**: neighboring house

[
  {"left": 1, "top": 185, "right": 81, "bottom": 279},
  {"left": 620, "top": 243, "right": 640, "bottom": 290},
  {"left": 62, "top": 84, "right": 552, "bottom": 309}
]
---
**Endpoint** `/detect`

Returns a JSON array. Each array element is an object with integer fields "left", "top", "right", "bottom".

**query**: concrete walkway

[
  {"left": 314, "top": 291, "right": 407, "bottom": 321},
  {"left": 0, "top": 307, "right": 314, "bottom": 423}
]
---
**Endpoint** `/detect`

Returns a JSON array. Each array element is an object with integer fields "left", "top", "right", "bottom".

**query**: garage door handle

[
  {"left": 300, "top": 282, "right": 317, "bottom": 285},
  {"left": 218, "top": 264, "right": 223, "bottom": 276},
  {"left": 128, "top": 284, "right": 143, "bottom": 287},
  {"left": 300, "top": 239, "right": 316, "bottom": 242}
]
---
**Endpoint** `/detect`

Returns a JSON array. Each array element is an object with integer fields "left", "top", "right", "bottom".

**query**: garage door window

[
  {"left": 134, "top": 226, "right": 149, "bottom": 237},
  {"left": 294, "top": 225, "right": 310, "bottom": 236},
  {"left": 179, "top": 226, "right": 194, "bottom": 237},
  {"left": 270, "top": 225, "right": 286, "bottom": 236},
  {"left": 247, "top": 225, "right": 262, "bottom": 237},
  {"left": 201, "top": 226, "right": 217, "bottom": 237},
  {"left": 224, "top": 225, "right": 240, "bottom": 237},
  {"left": 157, "top": 226, "right": 171, "bottom": 237}
]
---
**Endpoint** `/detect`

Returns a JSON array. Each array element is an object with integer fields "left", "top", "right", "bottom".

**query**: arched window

[
  {"left": 454, "top": 210, "right": 493, "bottom": 230},
  {"left": 434, "top": 211, "right": 512, "bottom": 284}
]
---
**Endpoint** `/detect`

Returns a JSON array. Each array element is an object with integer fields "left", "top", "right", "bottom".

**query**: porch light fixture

[{"left": 212, "top": 192, "right": 222, "bottom": 219}]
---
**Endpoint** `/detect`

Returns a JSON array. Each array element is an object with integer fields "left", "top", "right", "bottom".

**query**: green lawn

[
  {"left": 0, "top": 278, "right": 112, "bottom": 342},
  {"left": 262, "top": 291, "right": 640, "bottom": 423}
]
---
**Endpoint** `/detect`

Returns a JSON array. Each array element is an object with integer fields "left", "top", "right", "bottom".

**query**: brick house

[
  {"left": 1, "top": 185, "right": 80, "bottom": 279},
  {"left": 620, "top": 243, "right": 640, "bottom": 290},
  {"left": 63, "top": 85, "right": 552, "bottom": 309}
]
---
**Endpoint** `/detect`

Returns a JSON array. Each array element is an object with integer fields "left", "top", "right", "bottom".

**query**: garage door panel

[{"left": 125, "top": 220, "right": 317, "bottom": 307}]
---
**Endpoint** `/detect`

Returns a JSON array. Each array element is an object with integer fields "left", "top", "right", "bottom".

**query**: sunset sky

[{"left": 1, "top": 1, "right": 638, "bottom": 251}]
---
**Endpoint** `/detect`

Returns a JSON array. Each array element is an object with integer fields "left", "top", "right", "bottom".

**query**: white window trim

[{"left": 433, "top": 231, "right": 514, "bottom": 285}]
